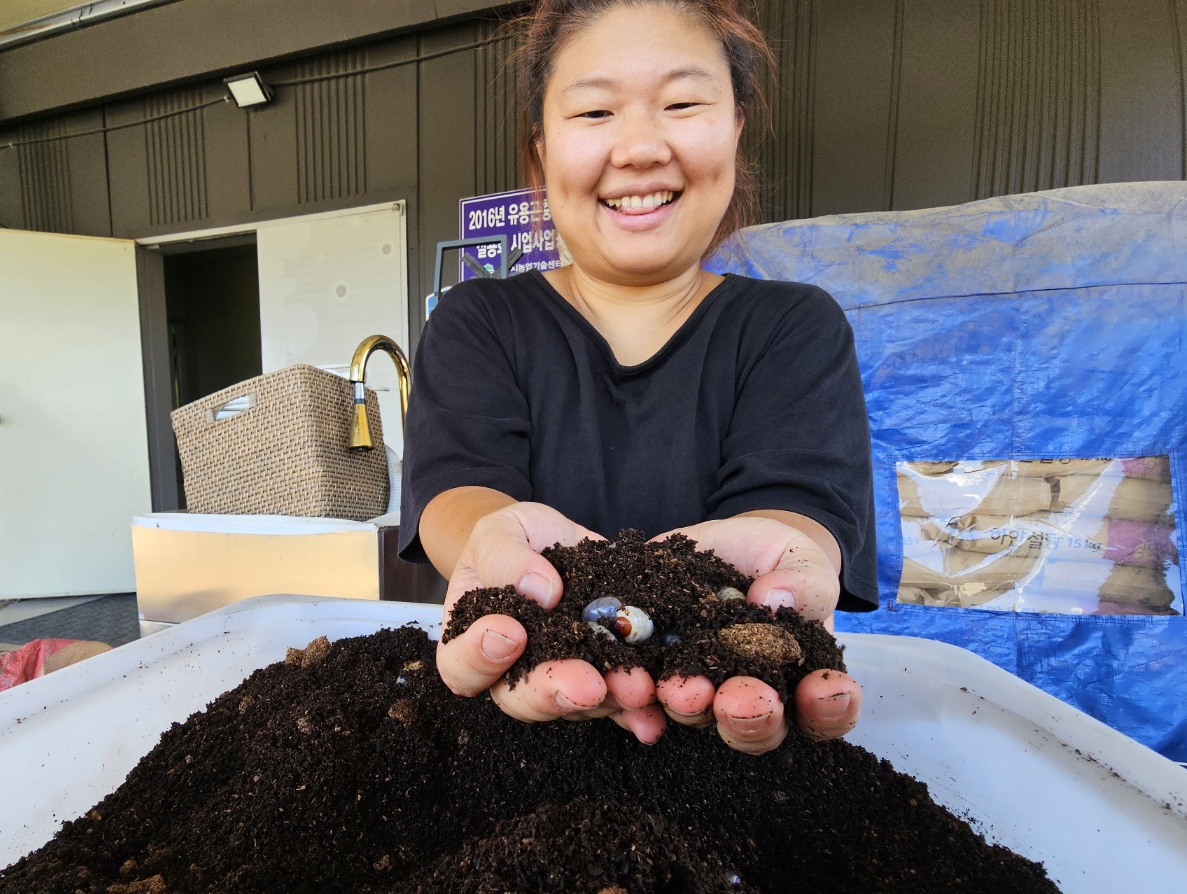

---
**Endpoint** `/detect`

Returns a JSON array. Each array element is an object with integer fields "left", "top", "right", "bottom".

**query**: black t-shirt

[{"left": 399, "top": 270, "right": 878, "bottom": 610}]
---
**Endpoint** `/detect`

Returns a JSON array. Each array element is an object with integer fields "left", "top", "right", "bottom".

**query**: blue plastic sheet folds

[{"left": 709, "top": 182, "right": 1187, "bottom": 761}]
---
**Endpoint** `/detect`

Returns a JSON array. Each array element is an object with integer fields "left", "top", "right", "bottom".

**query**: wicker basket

[{"left": 171, "top": 365, "right": 389, "bottom": 521}]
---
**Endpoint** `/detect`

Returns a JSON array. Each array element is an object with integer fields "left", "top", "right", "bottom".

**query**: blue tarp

[{"left": 709, "top": 182, "right": 1187, "bottom": 761}]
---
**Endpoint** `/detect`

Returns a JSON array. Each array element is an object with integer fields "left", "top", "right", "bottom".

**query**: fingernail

[
  {"left": 518, "top": 572, "right": 555, "bottom": 607},
  {"left": 763, "top": 588, "right": 797, "bottom": 612},
  {"left": 555, "top": 691, "right": 598, "bottom": 712},
  {"left": 480, "top": 629, "right": 519, "bottom": 662},
  {"left": 725, "top": 711, "right": 773, "bottom": 735},
  {"left": 815, "top": 692, "right": 852, "bottom": 721}
]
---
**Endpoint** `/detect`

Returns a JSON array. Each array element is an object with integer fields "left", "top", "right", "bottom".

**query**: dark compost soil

[
  {"left": 0, "top": 531, "right": 1061, "bottom": 894},
  {"left": 443, "top": 531, "right": 844, "bottom": 705}
]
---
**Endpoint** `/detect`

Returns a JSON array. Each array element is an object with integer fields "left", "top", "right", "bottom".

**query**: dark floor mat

[{"left": 0, "top": 594, "right": 140, "bottom": 648}]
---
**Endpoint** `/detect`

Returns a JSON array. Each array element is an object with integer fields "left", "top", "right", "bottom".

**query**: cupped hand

[
  {"left": 437, "top": 502, "right": 668, "bottom": 744},
  {"left": 653, "top": 515, "right": 862, "bottom": 754}
]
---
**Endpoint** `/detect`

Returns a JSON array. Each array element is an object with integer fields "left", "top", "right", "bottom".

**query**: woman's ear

[
  {"left": 535, "top": 137, "right": 547, "bottom": 168},
  {"left": 734, "top": 114, "right": 744, "bottom": 148}
]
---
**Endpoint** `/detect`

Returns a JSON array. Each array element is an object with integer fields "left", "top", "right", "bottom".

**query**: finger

[
  {"left": 441, "top": 562, "right": 488, "bottom": 616},
  {"left": 489, "top": 659, "right": 608, "bottom": 722},
  {"left": 747, "top": 557, "right": 840, "bottom": 623},
  {"left": 436, "top": 614, "right": 527, "bottom": 697},
  {"left": 551, "top": 668, "right": 656, "bottom": 727},
  {"left": 605, "top": 666, "right": 656, "bottom": 711},
  {"left": 656, "top": 675, "right": 716, "bottom": 728},
  {"left": 794, "top": 668, "right": 861, "bottom": 740},
  {"left": 467, "top": 514, "right": 565, "bottom": 609},
  {"left": 463, "top": 506, "right": 606, "bottom": 610},
  {"left": 559, "top": 689, "right": 621, "bottom": 722},
  {"left": 608, "top": 703, "right": 668, "bottom": 745},
  {"left": 663, "top": 518, "right": 840, "bottom": 622},
  {"left": 713, "top": 676, "right": 787, "bottom": 754}
]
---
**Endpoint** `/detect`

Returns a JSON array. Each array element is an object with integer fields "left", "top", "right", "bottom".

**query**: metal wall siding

[
  {"left": 1, "top": 0, "right": 1184, "bottom": 248},
  {"left": 750, "top": 0, "right": 816, "bottom": 223},
  {"left": 1096, "top": 0, "right": 1185, "bottom": 183},
  {"left": 1177, "top": 0, "right": 1187, "bottom": 179},
  {"left": 296, "top": 49, "right": 367, "bottom": 205},
  {"left": 972, "top": 0, "right": 1101, "bottom": 199},
  {"left": 416, "top": 24, "right": 479, "bottom": 306},
  {"left": 17, "top": 119, "right": 73, "bottom": 233},
  {"left": 145, "top": 88, "right": 210, "bottom": 226},
  {"left": 882, "top": 0, "right": 905, "bottom": 211},
  {"left": 474, "top": 24, "right": 520, "bottom": 197}
]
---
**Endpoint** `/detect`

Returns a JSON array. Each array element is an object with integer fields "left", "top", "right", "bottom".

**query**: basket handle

[{"left": 203, "top": 392, "right": 257, "bottom": 424}]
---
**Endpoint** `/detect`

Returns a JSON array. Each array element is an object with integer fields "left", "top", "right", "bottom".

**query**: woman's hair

[{"left": 515, "top": 0, "right": 775, "bottom": 255}]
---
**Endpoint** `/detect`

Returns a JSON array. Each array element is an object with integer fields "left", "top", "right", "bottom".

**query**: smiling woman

[
  {"left": 519, "top": 0, "right": 771, "bottom": 261},
  {"left": 537, "top": 6, "right": 742, "bottom": 288},
  {"left": 398, "top": 0, "right": 878, "bottom": 756},
  {"left": 534, "top": 5, "right": 748, "bottom": 365}
]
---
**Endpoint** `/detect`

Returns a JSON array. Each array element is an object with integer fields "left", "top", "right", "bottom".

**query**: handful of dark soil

[
  {"left": 444, "top": 529, "right": 844, "bottom": 703},
  {"left": 0, "top": 532, "right": 1063, "bottom": 894}
]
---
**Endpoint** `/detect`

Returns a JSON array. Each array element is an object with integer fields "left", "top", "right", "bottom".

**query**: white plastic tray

[{"left": 1, "top": 595, "right": 1185, "bottom": 892}]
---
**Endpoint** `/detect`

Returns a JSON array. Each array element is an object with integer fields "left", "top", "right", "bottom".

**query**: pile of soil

[
  {"left": 444, "top": 530, "right": 844, "bottom": 703},
  {"left": 0, "top": 533, "right": 1062, "bottom": 894}
]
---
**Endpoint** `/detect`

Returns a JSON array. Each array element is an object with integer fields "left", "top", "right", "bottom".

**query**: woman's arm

[{"left": 420, "top": 486, "right": 518, "bottom": 579}]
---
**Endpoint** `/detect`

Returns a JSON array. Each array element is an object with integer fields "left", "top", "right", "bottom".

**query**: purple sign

[{"left": 458, "top": 187, "right": 562, "bottom": 280}]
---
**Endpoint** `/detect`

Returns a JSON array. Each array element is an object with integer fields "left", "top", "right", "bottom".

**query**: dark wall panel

[
  {"left": 811, "top": 0, "right": 897, "bottom": 217},
  {"left": 971, "top": 0, "right": 1102, "bottom": 198},
  {"left": 135, "top": 245, "right": 178, "bottom": 511},
  {"left": 474, "top": 20, "right": 522, "bottom": 197},
  {"left": 107, "top": 88, "right": 239, "bottom": 237},
  {"left": 0, "top": 0, "right": 511, "bottom": 124},
  {"left": 144, "top": 87, "right": 210, "bottom": 228},
  {"left": 403, "top": 193, "right": 425, "bottom": 349},
  {"left": 750, "top": 0, "right": 815, "bottom": 222},
  {"left": 892, "top": 0, "right": 981, "bottom": 211},
  {"left": 417, "top": 25, "right": 479, "bottom": 312},
  {"left": 64, "top": 110, "right": 113, "bottom": 237},
  {"left": 362, "top": 36, "right": 422, "bottom": 341},
  {"left": 1098, "top": 0, "right": 1185, "bottom": 183},
  {"left": 8, "top": 107, "right": 110, "bottom": 236},
  {"left": 106, "top": 100, "right": 153, "bottom": 237},
  {"left": 294, "top": 48, "right": 368, "bottom": 205},
  {"left": 3, "top": 0, "right": 1185, "bottom": 259},
  {"left": 362, "top": 35, "right": 420, "bottom": 199},
  {"left": 202, "top": 86, "right": 252, "bottom": 223},
  {"left": 245, "top": 77, "right": 301, "bottom": 215},
  {"left": 1178, "top": 0, "right": 1187, "bottom": 180},
  {"left": 14, "top": 116, "right": 75, "bottom": 233},
  {"left": 0, "top": 134, "right": 20, "bottom": 226}
]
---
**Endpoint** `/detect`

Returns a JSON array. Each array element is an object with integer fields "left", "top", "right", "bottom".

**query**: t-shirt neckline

[{"left": 530, "top": 269, "right": 736, "bottom": 375}]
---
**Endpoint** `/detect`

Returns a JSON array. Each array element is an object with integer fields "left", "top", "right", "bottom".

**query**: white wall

[
  {"left": 257, "top": 202, "right": 410, "bottom": 458},
  {"left": 0, "top": 229, "right": 151, "bottom": 597}
]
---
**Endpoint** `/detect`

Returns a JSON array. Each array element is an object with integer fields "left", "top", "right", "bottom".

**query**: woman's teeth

[{"left": 602, "top": 190, "right": 675, "bottom": 211}]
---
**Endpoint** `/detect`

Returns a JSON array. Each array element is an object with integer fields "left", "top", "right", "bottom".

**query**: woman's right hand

[{"left": 436, "top": 502, "right": 668, "bottom": 744}]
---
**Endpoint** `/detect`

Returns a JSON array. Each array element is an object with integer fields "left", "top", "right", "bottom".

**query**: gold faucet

[{"left": 347, "top": 335, "right": 411, "bottom": 451}]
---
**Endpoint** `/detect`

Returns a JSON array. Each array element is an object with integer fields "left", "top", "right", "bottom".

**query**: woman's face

[{"left": 537, "top": 3, "right": 742, "bottom": 286}]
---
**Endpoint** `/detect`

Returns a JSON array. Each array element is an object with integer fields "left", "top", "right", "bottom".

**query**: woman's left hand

[
  {"left": 435, "top": 499, "right": 669, "bottom": 745},
  {"left": 652, "top": 514, "right": 862, "bottom": 754}
]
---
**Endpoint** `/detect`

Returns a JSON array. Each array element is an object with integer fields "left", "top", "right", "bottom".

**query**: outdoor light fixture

[{"left": 224, "top": 72, "right": 273, "bottom": 109}]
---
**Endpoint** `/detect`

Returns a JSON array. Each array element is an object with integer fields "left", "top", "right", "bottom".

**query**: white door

[{"left": 0, "top": 229, "right": 151, "bottom": 598}]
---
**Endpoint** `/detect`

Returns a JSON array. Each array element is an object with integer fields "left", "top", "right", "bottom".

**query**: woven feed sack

[{"left": 708, "top": 182, "right": 1187, "bottom": 761}]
